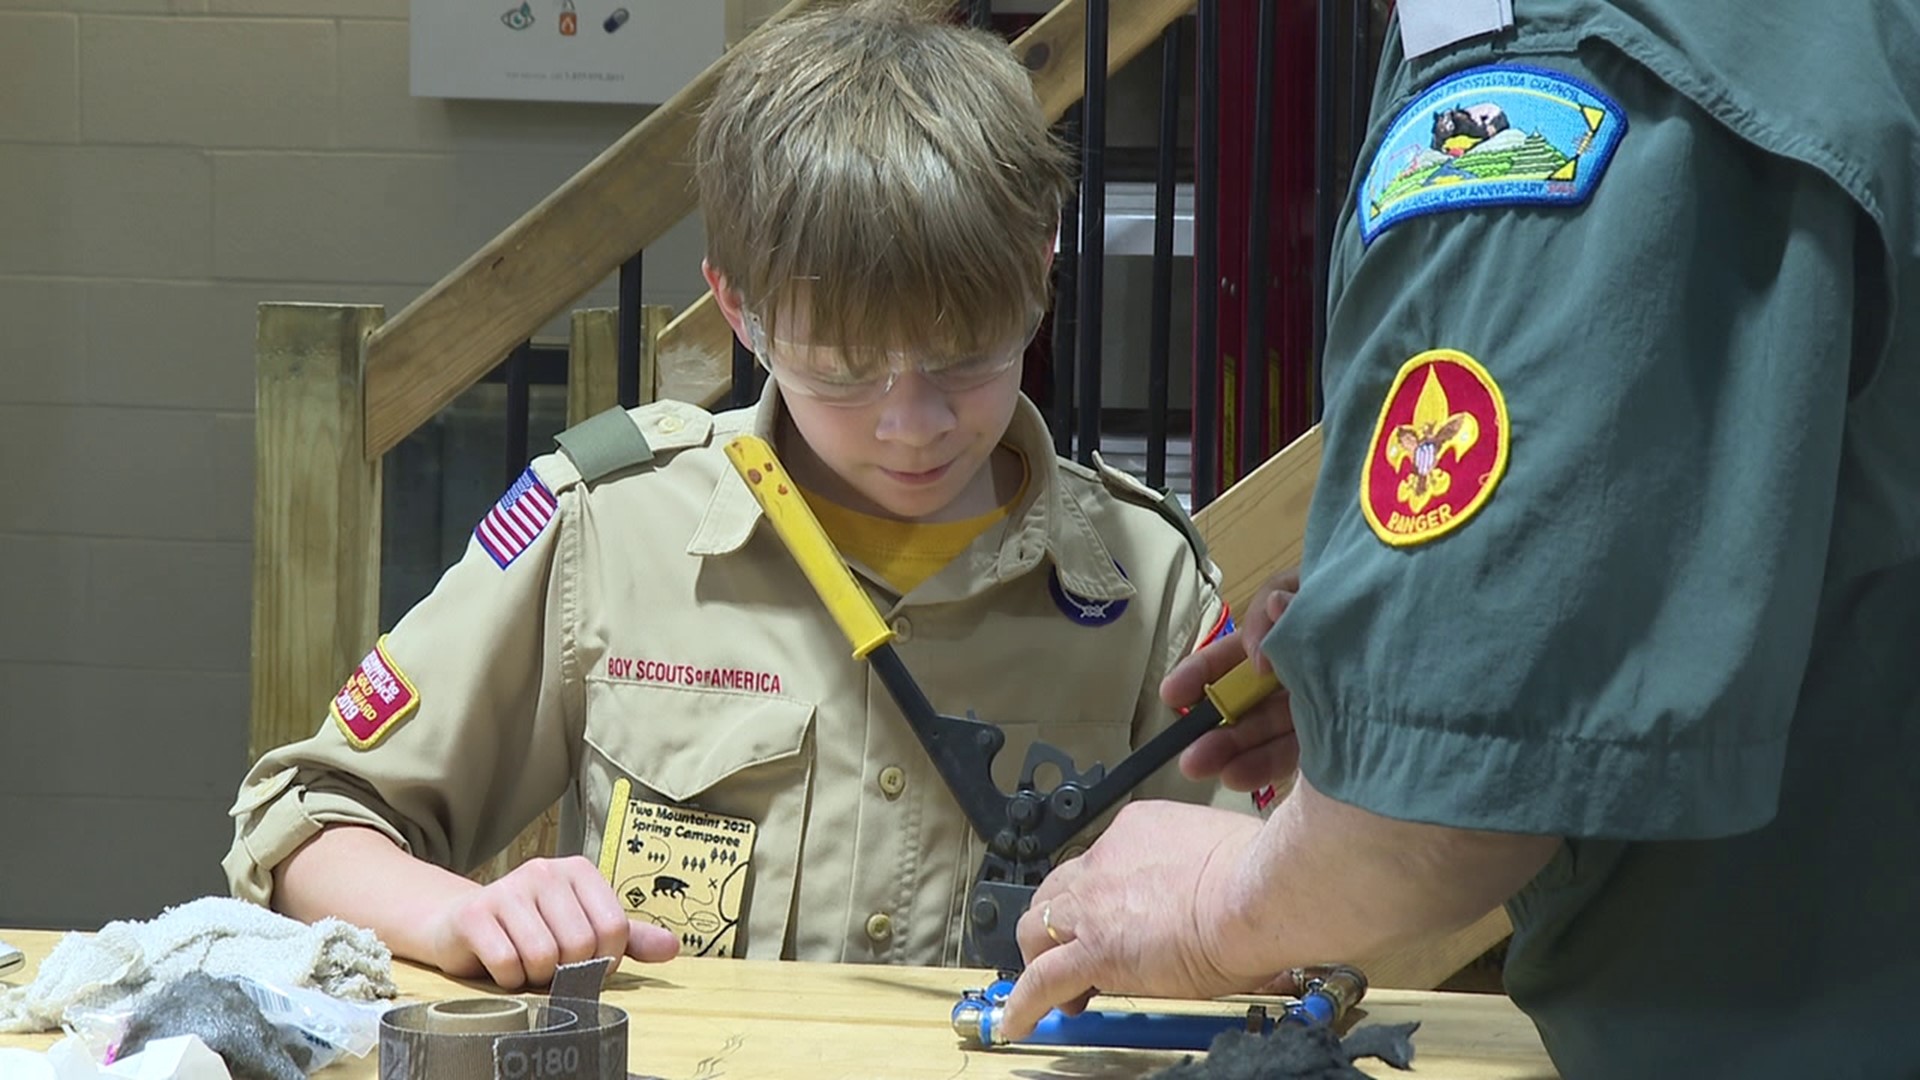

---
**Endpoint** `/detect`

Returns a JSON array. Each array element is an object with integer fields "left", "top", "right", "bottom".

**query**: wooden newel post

[
  {"left": 567, "top": 308, "right": 622, "bottom": 423},
  {"left": 251, "top": 303, "right": 385, "bottom": 763},
  {"left": 570, "top": 304, "right": 672, "bottom": 420}
]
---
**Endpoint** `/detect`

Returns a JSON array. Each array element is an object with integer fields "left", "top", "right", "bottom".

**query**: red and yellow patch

[
  {"left": 330, "top": 636, "right": 420, "bottom": 750},
  {"left": 1361, "top": 349, "right": 1509, "bottom": 546}
]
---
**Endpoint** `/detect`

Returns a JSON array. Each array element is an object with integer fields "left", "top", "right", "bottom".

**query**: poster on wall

[{"left": 410, "top": 0, "right": 725, "bottom": 104}]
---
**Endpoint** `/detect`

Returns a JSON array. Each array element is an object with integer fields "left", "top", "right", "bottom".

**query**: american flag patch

[{"left": 475, "top": 467, "right": 557, "bottom": 568}]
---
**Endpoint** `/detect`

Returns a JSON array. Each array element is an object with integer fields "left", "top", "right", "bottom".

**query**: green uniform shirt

[{"left": 1269, "top": 2, "right": 1919, "bottom": 1075}]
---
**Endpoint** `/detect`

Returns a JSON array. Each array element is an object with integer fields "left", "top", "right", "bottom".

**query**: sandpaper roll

[{"left": 378, "top": 958, "right": 636, "bottom": 1080}]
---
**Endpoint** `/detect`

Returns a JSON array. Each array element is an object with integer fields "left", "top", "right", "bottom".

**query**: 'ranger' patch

[
  {"left": 1049, "top": 565, "right": 1129, "bottom": 627},
  {"left": 599, "top": 779, "right": 757, "bottom": 959},
  {"left": 1359, "top": 64, "right": 1626, "bottom": 244},
  {"left": 1362, "top": 349, "right": 1509, "bottom": 547},
  {"left": 331, "top": 636, "right": 419, "bottom": 749},
  {"left": 475, "top": 467, "right": 556, "bottom": 569}
]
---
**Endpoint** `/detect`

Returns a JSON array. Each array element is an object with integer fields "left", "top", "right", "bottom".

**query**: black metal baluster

[
  {"left": 1147, "top": 18, "right": 1182, "bottom": 492},
  {"left": 1191, "top": 0, "right": 1221, "bottom": 509},
  {"left": 504, "top": 340, "right": 531, "bottom": 485},
  {"left": 1050, "top": 106, "right": 1082, "bottom": 459},
  {"left": 1311, "top": 0, "right": 1339, "bottom": 409},
  {"left": 1074, "top": 0, "right": 1107, "bottom": 468},
  {"left": 1240, "top": 0, "right": 1275, "bottom": 479},
  {"left": 732, "top": 336, "right": 759, "bottom": 408},
  {"left": 618, "top": 252, "right": 643, "bottom": 409},
  {"left": 1350, "top": 0, "right": 1374, "bottom": 173}
]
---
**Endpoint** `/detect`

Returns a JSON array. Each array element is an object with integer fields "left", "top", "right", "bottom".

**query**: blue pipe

[{"left": 954, "top": 978, "right": 1319, "bottom": 1051}]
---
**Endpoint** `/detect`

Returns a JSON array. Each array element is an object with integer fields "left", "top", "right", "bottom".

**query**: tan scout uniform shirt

[{"left": 226, "top": 387, "right": 1228, "bottom": 966}]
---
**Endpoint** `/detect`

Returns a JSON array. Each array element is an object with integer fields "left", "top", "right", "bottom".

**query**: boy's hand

[
  {"left": 1162, "top": 569, "right": 1300, "bottom": 791},
  {"left": 427, "top": 856, "right": 680, "bottom": 989}
]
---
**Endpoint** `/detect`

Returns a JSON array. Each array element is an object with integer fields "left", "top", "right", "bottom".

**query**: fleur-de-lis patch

[{"left": 1362, "top": 349, "right": 1509, "bottom": 546}]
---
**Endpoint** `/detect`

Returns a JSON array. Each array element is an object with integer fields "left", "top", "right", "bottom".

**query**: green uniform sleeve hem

[{"left": 1296, "top": 707, "right": 1789, "bottom": 841}]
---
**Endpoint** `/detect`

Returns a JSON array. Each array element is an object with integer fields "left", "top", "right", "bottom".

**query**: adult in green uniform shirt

[{"left": 998, "top": 2, "right": 1920, "bottom": 1076}]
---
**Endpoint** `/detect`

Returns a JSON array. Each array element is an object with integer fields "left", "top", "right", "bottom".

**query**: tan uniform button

[
  {"left": 656, "top": 414, "right": 685, "bottom": 434},
  {"left": 865, "top": 912, "right": 893, "bottom": 942},
  {"left": 890, "top": 617, "right": 912, "bottom": 643},
  {"left": 877, "top": 765, "right": 907, "bottom": 798}
]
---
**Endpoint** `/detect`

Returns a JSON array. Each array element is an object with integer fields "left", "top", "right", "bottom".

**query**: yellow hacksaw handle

[
  {"left": 1204, "top": 658, "right": 1280, "bottom": 723},
  {"left": 724, "top": 435, "right": 895, "bottom": 659}
]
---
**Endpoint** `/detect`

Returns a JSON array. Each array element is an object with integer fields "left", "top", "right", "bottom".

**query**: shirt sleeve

[
  {"left": 1129, "top": 530, "right": 1235, "bottom": 806},
  {"left": 224, "top": 455, "right": 586, "bottom": 903},
  {"left": 1267, "top": 41, "right": 1861, "bottom": 841}
]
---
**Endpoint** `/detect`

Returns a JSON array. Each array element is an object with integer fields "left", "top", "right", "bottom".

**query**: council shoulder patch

[
  {"left": 1359, "top": 63, "right": 1626, "bottom": 244},
  {"left": 1362, "top": 349, "right": 1509, "bottom": 547},
  {"left": 331, "top": 636, "right": 420, "bottom": 749}
]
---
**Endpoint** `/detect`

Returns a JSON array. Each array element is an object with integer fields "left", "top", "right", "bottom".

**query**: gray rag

[{"left": 0, "top": 896, "right": 397, "bottom": 1034}]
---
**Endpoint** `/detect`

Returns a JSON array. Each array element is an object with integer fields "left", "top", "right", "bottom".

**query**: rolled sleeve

[{"left": 225, "top": 455, "right": 586, "bottom": 904}]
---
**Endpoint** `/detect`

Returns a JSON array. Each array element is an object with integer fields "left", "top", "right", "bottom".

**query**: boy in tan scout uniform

[{"left": 224, "top": 0, "right": 1230, "bottom": 990}]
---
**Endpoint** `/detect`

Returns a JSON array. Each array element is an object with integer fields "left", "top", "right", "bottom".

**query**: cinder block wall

[{"left": 0, "top": 0, "right": 709, "bottom": 929}]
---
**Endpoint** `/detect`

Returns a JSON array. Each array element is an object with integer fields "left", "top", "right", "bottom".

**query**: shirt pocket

[{"left": 582, "top": 681, "right": 815, "bottom": 960}]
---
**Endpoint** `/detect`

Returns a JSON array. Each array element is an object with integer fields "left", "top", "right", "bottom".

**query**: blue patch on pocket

[
  {"left": 1359, "top": 63, "right": 1627, "bottom": 244},
  {"left": 1048, "top": 565, "right": 1129, "bottom": 627}
]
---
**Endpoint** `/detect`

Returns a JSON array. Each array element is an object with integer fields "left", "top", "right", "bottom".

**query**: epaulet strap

[
  {"left": 553, "top": 400, "right": 714, "bottom": 484},
  {"left": 555, "top": 407, "right": 652, "bottom": 482},
  {"left": 1090, "top": 451, "right": 1210, "bottom": 563}
]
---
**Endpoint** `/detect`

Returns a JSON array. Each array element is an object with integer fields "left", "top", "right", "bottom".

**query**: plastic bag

[{"left": 65, "top": 975, "right": 386, "bottom": 1075}]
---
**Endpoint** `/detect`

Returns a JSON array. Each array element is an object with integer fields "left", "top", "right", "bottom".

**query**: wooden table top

[{"left": 0, "top": 929, "right": 1558, "bottom": 1078}]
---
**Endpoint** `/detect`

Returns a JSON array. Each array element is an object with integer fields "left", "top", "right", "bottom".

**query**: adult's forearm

[
  {"left": 273, "top": 824, "right": 479, "bottom": 965},
  {"left": 1205, "top": 775, "right": 1560, "bottom": 973}
]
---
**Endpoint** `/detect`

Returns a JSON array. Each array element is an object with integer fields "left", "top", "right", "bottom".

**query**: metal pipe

[
  {"left": 1147, "top": 19, "right": 1181, "bottom": 491},
  {"left": 1073, "top": 0, "right": 1108, "bottom": 467}
]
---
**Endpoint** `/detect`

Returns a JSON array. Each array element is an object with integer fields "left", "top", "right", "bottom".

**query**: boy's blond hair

[{"left": 693, "top": 0, "right": 1072, "bottom": 369}]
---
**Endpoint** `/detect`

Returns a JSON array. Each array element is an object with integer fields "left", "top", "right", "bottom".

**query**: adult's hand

[
  {"left": 1166, "top": 568, "right": 1301, "bottom": 791},
  {"left": 426, "top": 856, "right": 680, "bottom": 988},
  {"left": 998, "top": 801, "right": 1270, "bottom": 1040}
]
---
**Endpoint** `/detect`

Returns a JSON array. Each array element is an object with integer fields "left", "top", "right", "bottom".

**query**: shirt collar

[
  {"left": 684, "top": 380, "right": 783, "bottom": 558},
  {"left": 994, "top": 398, "right": 1131, "bottom": 601},
  {"left": 685, "top": 386, "right": 1131, "bottom": 603}
]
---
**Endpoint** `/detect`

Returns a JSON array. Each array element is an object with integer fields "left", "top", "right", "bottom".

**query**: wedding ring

[{"left": 1043, "top": 902, "right": 1065, "bottom": 945}]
